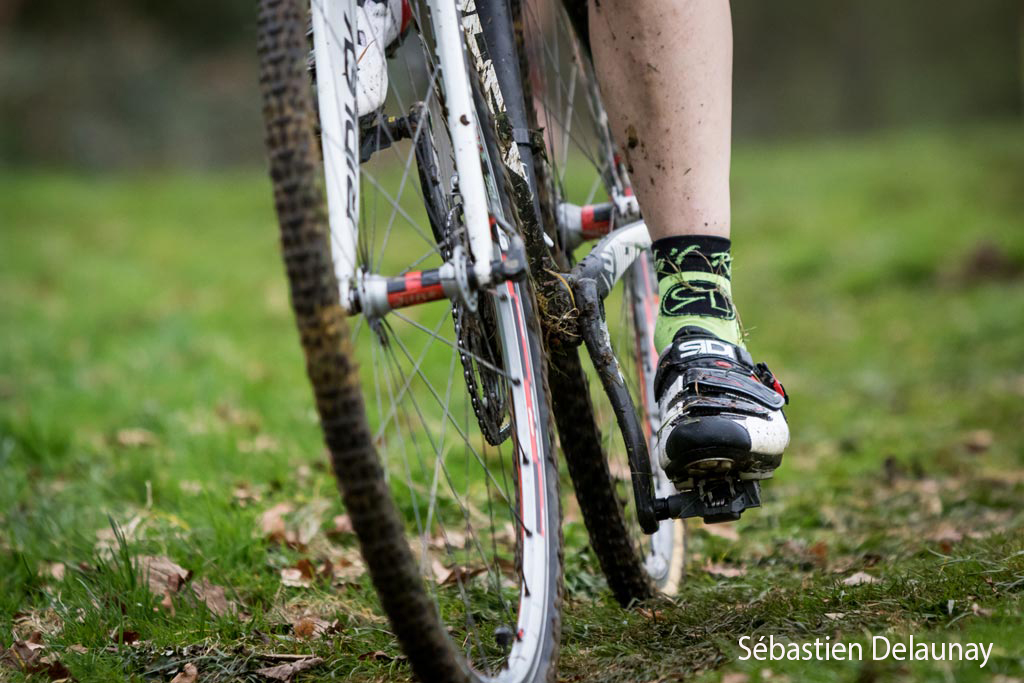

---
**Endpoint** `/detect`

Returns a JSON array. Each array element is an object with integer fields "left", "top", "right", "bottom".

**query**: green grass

[{"left": 2, "top": 123, "right": 1024, "bottom": 682}]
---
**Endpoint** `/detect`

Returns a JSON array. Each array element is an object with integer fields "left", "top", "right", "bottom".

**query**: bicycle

[{"left": 258, "top": 0, "right": 762, "bottom": 679}]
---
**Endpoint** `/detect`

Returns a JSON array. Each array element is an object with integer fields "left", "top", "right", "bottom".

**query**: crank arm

[
  {"left": 574, "top": 277, "right": 660, "bottom": 534},
  {"left": 359, "top": 105, "right": 425, "bottom": 163}
]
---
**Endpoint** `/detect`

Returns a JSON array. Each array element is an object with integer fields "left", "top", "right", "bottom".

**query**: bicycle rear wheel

[
  {"left": 258, "top": 0, "right": 561, "bottom": 680},
  {"left": 511, "top": 0, "right": 685, "bottom": 603}
]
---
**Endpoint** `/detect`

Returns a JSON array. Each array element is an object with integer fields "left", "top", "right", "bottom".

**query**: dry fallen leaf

[
  {"left": 292, "top": 500, "right": 330, "bottom": 547},
  {"left": 704, "top": 561, "right": 747, "bottom": 578},
  {"left": 928, "top": 524, "right": 964, "bottom": 549},
  {"left": 133, "top": 555, "right": 192, "bottom": 598},
  {"left": 191, "top": 578, "right": 236, "bottom": 616},
  {"left": 439, "top": 564, "right": 488, "bottom": 586},
  {"left": 328, "top": 514, "right": 354, "bottom": 537},
  {"left": 277, "top": 559, "right": 324, "bottom": 590},
  {"left": 842, "top": 571, "right": 879, "bottom": 586},
  {"left": 232, "top": 484, "right": 262, "bottom": 507},
  {"left": 293, "top": 617, "right": 340, "bottom": 640},
  {"left": 259, "top": 500, "right": 329, "bottom": 549},
  {"left": 493, "top": 556, "right": 518, "bottom": 575},
  {"left": 170, "top": 662, "right": 199, "bottom": 683},
  {"left": 280, "top": 568, "right": 311, "bottom": 588},
  {"left": 292, "top": 617, "right": 317, "bottom": 639},
  {"left": 917, "top": 479, "right": 943, "bottom": 516},
  {"left": 777, "top": 539, "right": 810, "bottom": 563},
  {"left": 315, "top": 559, "right": 333, "bottom": 580},
  {"left": 161, "top": 590, "right": 176, "bottom": 616},
  {"left": 294, "top": 558, "right": 316, "bottom": 580},
  {"left": 116, "top": 427, "right": 157, "bottom": 448},
  {"left": 427, "top": 557, "right": 449, "bottom": 584},
  {"left": 444, "top": 528, "right": 468, "bottom": 550},
  {"left": 808, "top": 540, "right": 829, "bottom": 566},
  {"left": 1, "top": 633, "right": 47, "bottom": 675},
  {"left": 964, "top": 429, "right": 994, "bottom": 453},
  {"left": 327, "top": 547, "right": 367, "bottom": 584},
  {"left": 829, "top": 555, "right": 860, "bottom": 575},
  {"left": 260, "top": 503, "right": 295, "bottom": 543},
  {"left": 43, "top": 658, "right": 72, "bottom": 681},
  {"left": 42, "top": 562, "right": 66, "bottom": 582},
  {"left": 109, "top": 628, "right": 140, "bottom": 645},
  {"left": 606, "top": 459, "right": 633, "bottom": 482},
  {"left": 971, "top": 602, "right": 993, "bottom": 617},
  {"left": 94, "top": 515, "right": 147, "bottom": 560},
  {"left": 255, "top": 657, "right": 323, "bottom": 681},
  {"left": 358, "top": 651, "right": 401, "bottom": 662},
  {"left": 13, "top": 609, "right": 64, "bottom": 639}
]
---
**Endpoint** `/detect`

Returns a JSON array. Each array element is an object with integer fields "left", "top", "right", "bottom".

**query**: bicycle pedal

[
  {"left": 358, "top": 106, "right": 424, "bottom": 163},
  {"left": 655, "top": 476, "right": 762, "bottom": 524}
]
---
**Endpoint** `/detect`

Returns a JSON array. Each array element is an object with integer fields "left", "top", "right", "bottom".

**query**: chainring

[{"left": 308, "top": 18, "right": 511, "bottom": 445}]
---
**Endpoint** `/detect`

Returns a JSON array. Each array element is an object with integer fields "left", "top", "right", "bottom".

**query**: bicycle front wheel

[{"left": 258, "top": 0, "right": 562, "bottom": 680}]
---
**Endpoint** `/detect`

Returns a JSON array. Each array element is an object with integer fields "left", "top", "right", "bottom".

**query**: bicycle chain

[{"left": 452, "top": 291, "right": 510, "bottom": 446}]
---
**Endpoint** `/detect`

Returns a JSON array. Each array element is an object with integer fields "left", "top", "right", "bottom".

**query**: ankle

[{"left": 651, "top": 235, "right": 743, "bottom": 349}]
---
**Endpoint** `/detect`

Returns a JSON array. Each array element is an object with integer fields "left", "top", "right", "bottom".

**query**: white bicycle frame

[{"left": 313, "top": 0, "right": 496, "bottom": 315}]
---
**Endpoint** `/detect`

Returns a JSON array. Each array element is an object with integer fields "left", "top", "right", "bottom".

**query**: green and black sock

[{"left": 652, "top": 235, "right": 742, "bottom": 350}]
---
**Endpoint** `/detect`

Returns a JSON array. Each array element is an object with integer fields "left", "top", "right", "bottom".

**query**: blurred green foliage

[
  {"left": 733, "top": 0, "right": 1023, "bottom": 134},
  {"left": 11, "top": 0, "right": 256, "bottom": 50},
  {"left": 0, "top": 0, "right": 1021, "bottom": 167}
]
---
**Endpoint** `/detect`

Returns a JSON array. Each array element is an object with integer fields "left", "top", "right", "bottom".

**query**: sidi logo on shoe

[{"left": 676, "top": 338, "right": 736, "bottom": 361}]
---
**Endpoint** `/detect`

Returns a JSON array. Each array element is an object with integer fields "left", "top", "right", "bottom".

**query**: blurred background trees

[{"left": 1, "top": 0, "right": 1021, "bottom": 168}]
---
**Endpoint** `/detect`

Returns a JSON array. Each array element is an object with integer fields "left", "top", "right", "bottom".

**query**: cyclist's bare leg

[
  {"left": 589, "top": 0, "right": 732, "bottom": 240},
  {"left": 590, "top": 0, "right": 789, "bottom": 488}
]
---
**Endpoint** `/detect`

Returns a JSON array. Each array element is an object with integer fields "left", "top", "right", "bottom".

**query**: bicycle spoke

[
  {"left": 383, "top": 320, "right": 528, "bottom": 528},
  {"left": 377, "top": 320, "right": 522, "bottom": 660},
  {"left": 392, "top": 310, "right": 515, "bottom": 381}
]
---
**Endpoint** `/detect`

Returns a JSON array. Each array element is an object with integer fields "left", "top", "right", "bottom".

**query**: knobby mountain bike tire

[{"left": 257, "top": 0, "right": 562, "bottom": 680}]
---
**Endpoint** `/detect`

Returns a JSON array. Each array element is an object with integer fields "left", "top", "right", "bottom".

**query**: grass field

[{"left": 2, "top": 124, "right": 1023, "bottom": 682}]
